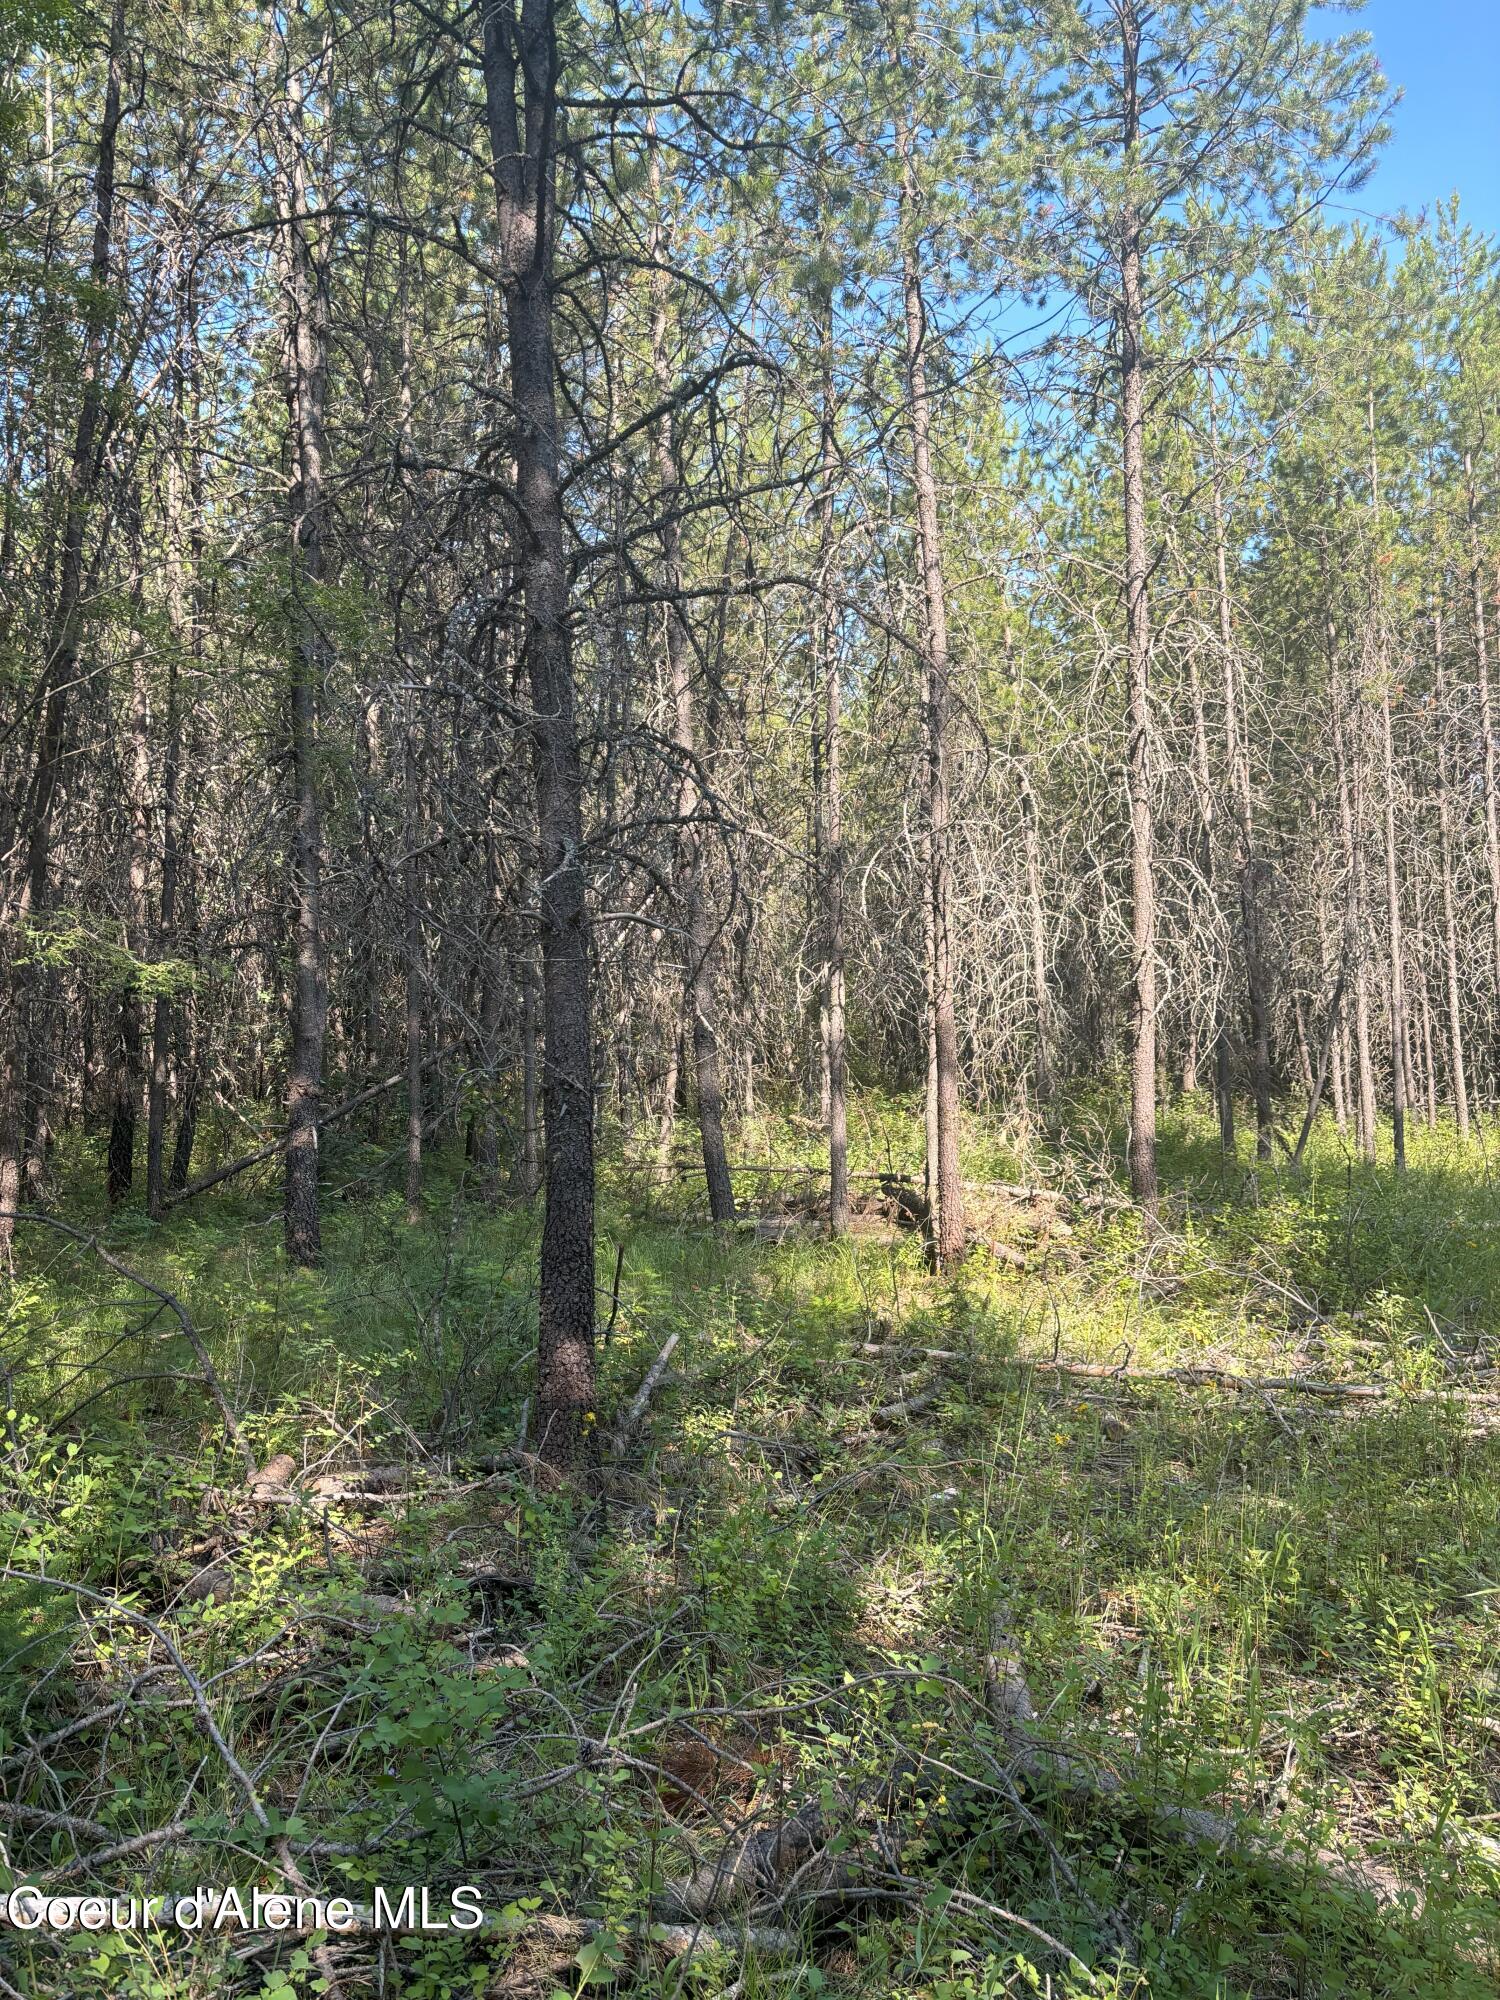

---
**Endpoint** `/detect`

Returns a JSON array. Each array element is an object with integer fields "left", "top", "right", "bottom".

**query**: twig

[
  {"left": 0, "top": 1211, "right": 256, "bottom": 1478},
  {"left": 0, "top": 1568, "right": 271, "bottom": 1834},
  {"left": 983, "top": 1613, "right": 1416, "bottom": 1913}
]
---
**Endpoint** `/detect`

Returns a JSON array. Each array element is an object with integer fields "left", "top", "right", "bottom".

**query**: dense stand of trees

[{"left": 3, "top": 1, "right": 1497, "bottom": 1462}]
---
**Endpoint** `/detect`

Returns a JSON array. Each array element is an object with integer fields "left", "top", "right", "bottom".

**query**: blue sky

[{"left": 1328, "top": 0, "right": 1500, "bottom": 236}]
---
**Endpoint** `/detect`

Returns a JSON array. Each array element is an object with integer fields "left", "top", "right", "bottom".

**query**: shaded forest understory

[
  {"left": 7, "top": 0, "right": 1500, "bottom": 1992},
  {"left": 2, "top": 1095, "right": 1498, "bottom": 1999}
]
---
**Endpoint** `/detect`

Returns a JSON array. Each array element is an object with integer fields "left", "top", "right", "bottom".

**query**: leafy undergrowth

[{"left": 2, "top": 1098, "right": 1498, "bottom": 1999}]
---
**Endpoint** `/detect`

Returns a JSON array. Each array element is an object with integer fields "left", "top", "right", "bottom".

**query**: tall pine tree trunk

[
  {"left": 1436, "top": 635, "right": 1470, "bottom": 1139},
  {"left": 1331, "top": 656, "right": 1377, "bottom": 1163},
  {"left": 275, "top": 52, "right": 331, "bottom": 1266},
  {"left": 1, "top": 0, "right": 125, "bottom": 1254},
  {"left": 403, "top": 711, "right": 424, "bottom": 1223},
  {"left": 899, "top": 196, "right": 963, "bottom": 1267},
  {"left": 1005, "top": 624, "right": 1054, "bottom": 1104},
  {"left": 482, "top": 0, "right": 595, "bottom": 1466},
  {"left": 109, "top": 566, "right": 150, "bottom": 1204},
  {"left": 1467, "top": 455, "right": 1500, "bottom": 1091},
  {"left": 1116, "top": 14, "right": 1157, "bottom": 1211},
  {"left": 1380, "top": 686, "right": 1407, "bottom": 1172},
  {"left": 648, "top": 130, "right": 734, "bottom": 1225},
  {"left": 1185, "top": 650, "right": 1231, "bottom": 1150},
  {"left": 814, "top": 319, "right": 849, "bottom": 1235},
  {"left": 1120, "top": 214, "right": 1158, "bottom": 1209},
  {"left": 1370, "top": 396, "right": 1406, "bottom": 1171},
  {"left": 1211, "top": 400, "right": 1271, "bottom": 1158},
  {"left": 147, "top": 296, "right": 194, "bottom": 1218}
]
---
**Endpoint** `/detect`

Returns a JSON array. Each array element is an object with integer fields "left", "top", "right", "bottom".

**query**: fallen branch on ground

[
  {"left": 0, "top": 1210, "right": 256, "bottom": 1479},
  {"left": 612, "top": 1330, "right": 681, "bottom": 1454},
  {"left": 983, "top": 1615, "right": 1417, "bottom": 1913},
  {"left": 853, "top": 1336, "right": 1496, "bottom": 1403}
]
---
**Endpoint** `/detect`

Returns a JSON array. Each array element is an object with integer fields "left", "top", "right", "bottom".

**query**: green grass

[{"left": 1, "top": 1096, "right": 1497, "bottom": 1998}]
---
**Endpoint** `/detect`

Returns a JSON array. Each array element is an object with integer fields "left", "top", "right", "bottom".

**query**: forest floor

[{"left": 2, "top": 1097, "right": 1499, "bottom": 2000}]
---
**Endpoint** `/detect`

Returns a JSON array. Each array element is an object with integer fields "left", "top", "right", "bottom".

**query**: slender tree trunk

[
  {"left": 168, "top": 1001, "right": 199, "bottom": 1193},
  {"left": 899, "top": 167, "right": 964, "bottom": 1266},
  {"left": 1408, "top": 996, "right": 1424, "bottom": 1128},
  {"left": 648, "top": 134, "right": 734, "bottom": 1226},
  {"left": 1291, "top": 997, "right": 1313, "bottom": 1096},
  {"left": 475, "top": 834, "right": 504, "bottom": 1202},
  {"left": 403, "top": 711, "right": 424, "bottom": 1223},
  {"left": 147, "top": 324, "right": 193, "bottom": 1218},
  {"left": 275, "top": 54, "right": 331, "bottom": 1267},
  {"left": 0, "top": 0, "right": 125, "bottom": 1255},
  {"left": 1419, "top": 980, "right": 1437, "bottom": 1129},
  {"left": 1367, "top": 395, "right": 1406, "bottom": 1172},
  {"left": 108, "top": 584, "right": 151, "bottom": 1204},
  {"left": 0, "top": 1038, "right": 20, "bottom": 1258},
  {"left": 1185, "top": 650, "right": 1232, "bottom": 1151},
  {"left": 1436, "top": 638, "right": 1471, "bottom": 1139},
  {"left": 814, "top": 320, "right": 850, "bottom": 1235},
  {"left": 655, "top": 1008, "right": 681, "bottom": 1177},
  {"left": 921, "top": 827, "right": 940, "bottom": 1240},
  {"left": 1380, "top": 686, "right": 1407, "bottom": 1172},
  {"left": 1005, "top": 624, "right": 1054, "bottom": 1104},
  {"left": 1292, "top": 964, "right": 1347, "bottom": 1165},
  {"left": 1180, "top": 1027, "right": 1199, "bottom": 1096},
  {"left": 1330, "top": 630, "right": 1377, "bottom": 1161},
  {"left": 1117, "top": 21, "right": 1158, "bottom": 1213},
  {"left": 1466, "top": 456, "right": 1500, "bottom": 1063},
  {"left": 1320, "top": 883, "right": 1349, "bottom": 1136},
  {"left": 475, "top": 965, "right": 502, "bottom": 1202},
  {"left": 1331, "top": 1020, "right": 1350, "bottom": 1134},
  {"left": 391, "top": 276, "right": 424, "bottom": 1224},
  {"left": 482, "top": 0, "right": 596, "bottom": 1465},
  {"left": 1211, "top": 400, "right": 1271, "bottom": 1158}
]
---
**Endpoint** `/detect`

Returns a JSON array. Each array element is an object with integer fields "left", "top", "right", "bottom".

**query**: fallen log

[{"left": 870, "top": 1386, "right": 941, "bottom": 1429}]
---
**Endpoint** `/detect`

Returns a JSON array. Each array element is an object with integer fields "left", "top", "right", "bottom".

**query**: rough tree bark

[
  {"left": 480, "top": 0, "right": 596, "bottom": 1467},
  {"left": 274, "top": 46, "right": 332, "bottom": 1267},
  {"left": 516, "top": 945, "right": 541, "bottom": 1199}
]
